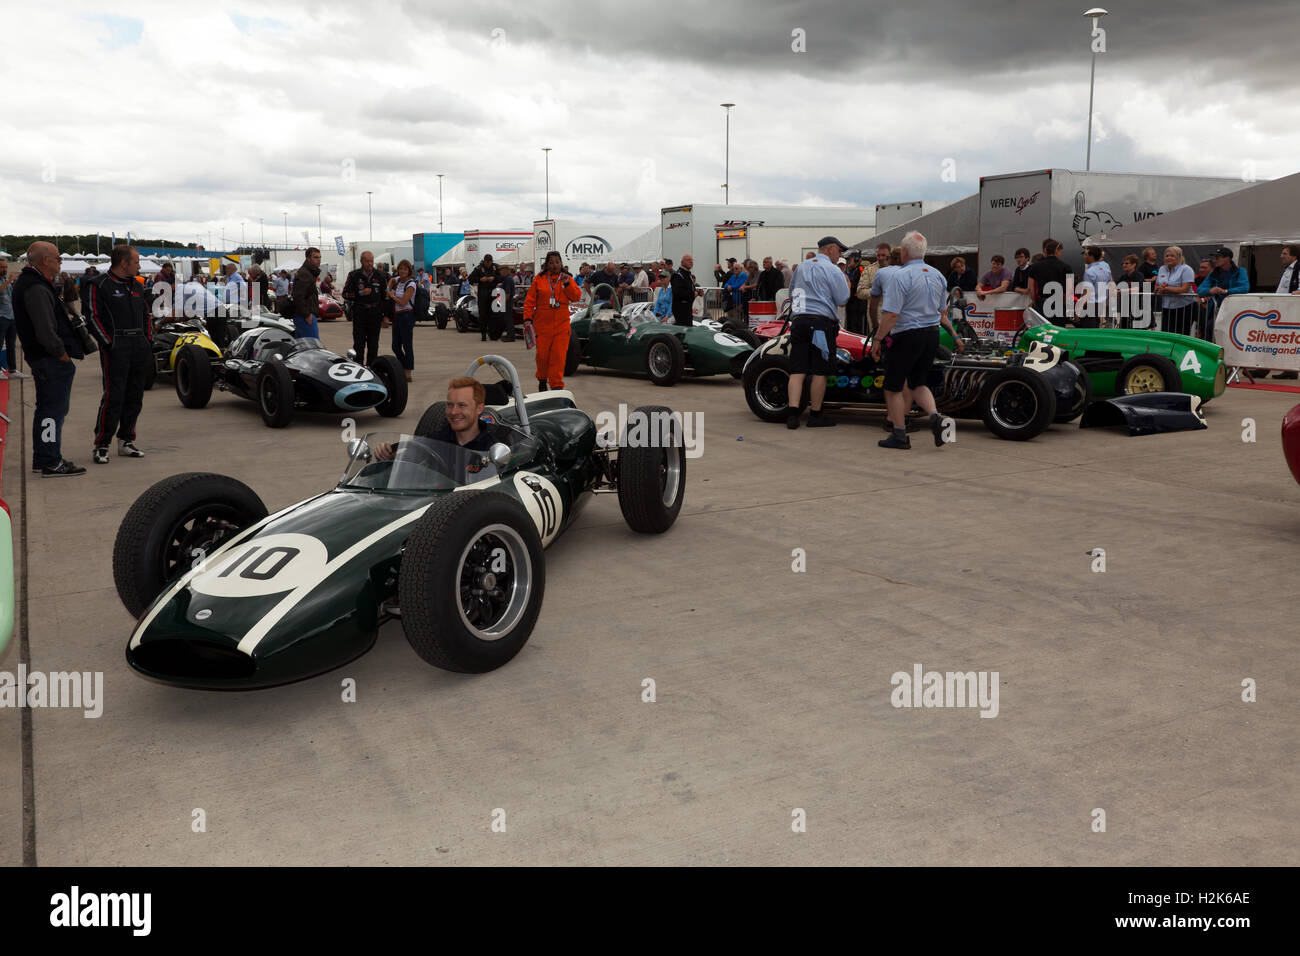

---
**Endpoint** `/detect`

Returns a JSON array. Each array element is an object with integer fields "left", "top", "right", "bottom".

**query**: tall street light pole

[
  {"left": 282, "top": 211, "right": 288, "bottom": 246},
  {"left": 241, "top": 220, "right": 245, "bottom": 248},
  {"left": 436, "top": 175, "right": 444, "bottom": 232},
  {"left": 1084, "top": 7, "right": 1108, "bottom": 171},
  {"left": 316, "top": 203, "right": 323, "bottom": 249},
  {"left": 541, "top": 148, "right": 552, "bottom": 219},
  {"left": 721, "top": 103, "right": 735, "bottom": 204},
  {"left": 366, "top": 191, "right": 373, "bottom": 241},
  {"left": 259, "top": 218, "right": 264, "bottom": 246}
]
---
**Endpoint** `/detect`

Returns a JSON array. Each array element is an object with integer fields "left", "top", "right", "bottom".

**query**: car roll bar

[{"left": 467, "top": 354, "right": 531, "bottom": 437}]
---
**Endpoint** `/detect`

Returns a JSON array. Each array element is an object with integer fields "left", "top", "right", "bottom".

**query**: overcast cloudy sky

[{"left": 0, "top": 0, "right": 1294, "bottom": 248}]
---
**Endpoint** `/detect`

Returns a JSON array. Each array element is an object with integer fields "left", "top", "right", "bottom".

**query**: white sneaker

[
  {"left": 0, "top": 369, "right": 8, "bottom": 380},
  {"left": 118, "top": 440, "right": 145, "bottom": 458},
  {"left": 8, "top": 370, "right": 28, "bottom": 379},
  {"left": 93, "top": 446, "right": 110, "bottom": 464}
]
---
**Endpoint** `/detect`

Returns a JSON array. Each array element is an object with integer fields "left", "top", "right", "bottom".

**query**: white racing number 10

[{"left": 189, "top": 533, "right": 331, "bottom": 598}]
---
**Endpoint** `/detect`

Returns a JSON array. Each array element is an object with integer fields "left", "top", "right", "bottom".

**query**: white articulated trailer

[
  {"left": 977, "top": 169, "right": 1252, "bottom": 274},
  {"left": 661, "top": 203, "right": 874, "bottom": 275}
]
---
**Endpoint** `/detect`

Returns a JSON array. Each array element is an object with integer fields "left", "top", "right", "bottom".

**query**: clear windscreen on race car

[
  {"left": 623, "top": 302, "right": 665, "bottom": 326},
  {"left": 340, "top": 426, "right": 539, "bottom": 492}
]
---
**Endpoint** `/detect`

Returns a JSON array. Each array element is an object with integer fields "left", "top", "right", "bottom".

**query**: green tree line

[{"left": 0, "top": 235, "right": 201, "bottom": 256}]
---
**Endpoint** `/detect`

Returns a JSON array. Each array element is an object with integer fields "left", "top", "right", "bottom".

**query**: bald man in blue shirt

[{"left": 870, "top": 231, "right": 948, "bottom": 450}]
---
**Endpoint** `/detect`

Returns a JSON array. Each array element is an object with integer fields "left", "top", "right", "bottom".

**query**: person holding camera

[
  {"left": 13, "top": 242, "right": 91, "bottom": 476},
  {"left": 343, "top": 251, "right": 388, "bottom": 367},
  {"left": 87, "top": 244, "right": 152, "bottom": 464}
]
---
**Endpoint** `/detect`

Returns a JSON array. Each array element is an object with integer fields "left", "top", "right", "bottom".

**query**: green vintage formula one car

[
  {"left": 112, "top": 355, "right": 687, "bottom": 685},
  {"left": 565, "top": 288, "right": 754, "bottom": 386},
  {"left": 1012, "top": 310, "right": 1226, "bottom": 401}
]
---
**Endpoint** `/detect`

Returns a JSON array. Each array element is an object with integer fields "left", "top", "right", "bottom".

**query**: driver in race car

[{"left": 375, "top": 377, "right": 497, "bottom": 461}]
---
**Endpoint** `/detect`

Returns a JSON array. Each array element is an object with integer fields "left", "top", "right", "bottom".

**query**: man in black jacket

[
  {"left": 757, "top": 256, "right": 784, "bottom": 301},
  {"left": 291, "top": 247, "right": 323, "bottom": 338},
  {"left": 13, "top": 242, "right": 87, "bottom": 476},
  {"left": 468, "top": 254, "right": 500, "bottom": 341},
  {"left": 670, "top": 254, "right": 702, "bottom": 326},
  {"left": 342, "top": 251, "right": 386, "bottom": 365},
  {"left": 87, "top": 244, "right": 152, "bottom": 464}
]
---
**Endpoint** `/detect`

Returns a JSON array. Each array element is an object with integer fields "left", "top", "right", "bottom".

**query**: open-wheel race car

[
  {"left": 113, "top": 355, "right": 687, "bottom": 686},
  {"left": 172, "top": 323, "right": 408, "bottom": 427},
  {"left": 451, "top": 290, "right": 527, "bottom": 337},
  {"left": 317, "top": 294, "right": 344, "bottom": 321},
  {"left": 146, "top": 312, "right": 291, "bottom": 391},
  {"left": 565, "top": 287, "right": 755, "bottom": 386},
  {"left": 743, "top": 322, "right": 1088, "bottom": 441},
  {"left": 1014, "top": 310, "right": 1226, "bottom": 401}
]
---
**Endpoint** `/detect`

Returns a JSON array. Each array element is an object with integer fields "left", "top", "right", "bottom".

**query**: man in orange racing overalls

[{"left": 523, "top": 250, "right": 583, "bottom": 391}]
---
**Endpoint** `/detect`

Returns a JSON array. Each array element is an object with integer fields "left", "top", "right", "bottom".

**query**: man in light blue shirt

[
  {"left": 870, "top": 231, "right": 948, "bottom": 450},
  {"left": 785, "top": 236, "right": 851, "bottom": 428}
]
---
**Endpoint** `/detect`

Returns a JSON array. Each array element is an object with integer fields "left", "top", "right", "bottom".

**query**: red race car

[
  {"left": 318, "top": 295, "right": 344, "bottom": 321},
  {"left": 1283, "top": 404, "right": 1300, "bottom": 486},
  {"left": 752, "top": 318, "right": 870, "bottom": 360}
]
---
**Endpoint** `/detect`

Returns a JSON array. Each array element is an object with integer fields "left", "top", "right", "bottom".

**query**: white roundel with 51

[
  {"left": 329, "top": 362, "right": 374, "bottom": 382},
  {"left": 714, "top": 332, "right": 746, "bottom": 347},
  {"left": 190, "top": 533, "right": 330, "bottom": 598}
]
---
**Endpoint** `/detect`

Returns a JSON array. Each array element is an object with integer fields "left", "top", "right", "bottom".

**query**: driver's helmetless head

[{"left": 445, "top": 377, "right": 486, "bottom": 433}]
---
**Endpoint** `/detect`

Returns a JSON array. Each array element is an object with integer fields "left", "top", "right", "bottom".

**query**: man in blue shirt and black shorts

[
  {"left": 785, "top": 236, "right": 851, "bottom": 428},
  {"left": 870, "top": 231, "right": 948, "bottom": 450}
]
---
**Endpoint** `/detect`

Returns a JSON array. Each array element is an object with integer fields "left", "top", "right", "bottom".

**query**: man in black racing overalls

[{"left": 87, "top": 244, "right": 152, "bottom": 464}]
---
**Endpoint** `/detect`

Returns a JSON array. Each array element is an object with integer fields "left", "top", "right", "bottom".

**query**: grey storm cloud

[{"left": 421, "top": 0, "right": 1295, "bottom": 86}]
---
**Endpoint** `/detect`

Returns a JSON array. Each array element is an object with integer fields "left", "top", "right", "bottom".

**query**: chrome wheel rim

[
  {"left": 649, "top": 342, "right": 672, "bottom": 377},
  {"left": 456, "top": 524, "right": 532, "bottom": 641}
]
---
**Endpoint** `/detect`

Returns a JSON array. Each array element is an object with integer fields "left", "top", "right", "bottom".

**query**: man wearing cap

[
  {"left": 1197, "top": 246, "right": 1249, "bottom": 341},
  {"left": 468, "top": 254, "right": 500, "bottom": 341},
  {"left": 785, "top": 236, "right": 851, "bottom": 429},
  {"left": 870, "top": 231, "right": 948, "bottom": 450}
]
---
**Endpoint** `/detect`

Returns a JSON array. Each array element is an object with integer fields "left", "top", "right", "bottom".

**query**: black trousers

[
  {"left": 94, "top": 335, "right": 151, "bottom": 446},
  {"left": 844, "top": 299, "right": 868, "bottom": 335},
  {"left": 352, "top": 312, "right": 382, "bottom": 366},
  {"left": 480, "top": 301, "right": 502, "bottom": 341}
]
